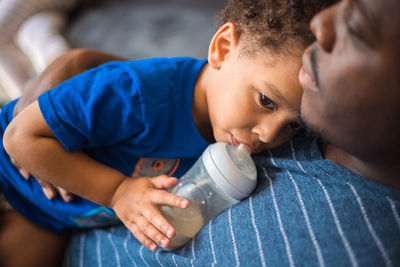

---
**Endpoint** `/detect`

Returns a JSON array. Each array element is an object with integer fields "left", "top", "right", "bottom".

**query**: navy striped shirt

[{"left": 65, "top": 133, "right": 400, "bottom": 266}]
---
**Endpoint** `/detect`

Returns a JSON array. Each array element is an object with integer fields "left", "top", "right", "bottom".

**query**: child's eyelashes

[
  {"left": 258, "top": 92, "right": 300, "bottom": 132},
  {"left": 260, "top": 93, "right": 276, "bottom": 109},
  {"left": 289, "top": 122, "right": 302, "bottom": 130}
]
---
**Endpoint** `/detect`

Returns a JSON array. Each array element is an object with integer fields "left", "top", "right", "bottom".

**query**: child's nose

[
  {"left": 310, "top": 2, "right": 338, "bottom": 53},
  {"left": 251, "top": 124, "right": 281, "bottom": 144}
]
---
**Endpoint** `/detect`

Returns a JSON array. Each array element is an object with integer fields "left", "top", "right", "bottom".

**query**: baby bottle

[{"left": 159, "top": 142, "right": 257, "bottom": 250}]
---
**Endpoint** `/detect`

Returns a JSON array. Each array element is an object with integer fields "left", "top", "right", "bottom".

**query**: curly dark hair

[{"left": 218, "top": 0, "right": 338, "bottom": 55}]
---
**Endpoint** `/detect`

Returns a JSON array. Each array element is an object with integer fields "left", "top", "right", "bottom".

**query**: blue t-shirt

[
  {"left": 0, "top": 57, "right": 209, "bottom": 233},
  {"left": 65, "top": 133, "right": 400, "bottom": 266}
]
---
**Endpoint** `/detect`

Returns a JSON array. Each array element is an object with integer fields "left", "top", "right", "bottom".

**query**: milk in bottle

[{"left": 159, "top": 142, "right": 257, "bottom": 250}]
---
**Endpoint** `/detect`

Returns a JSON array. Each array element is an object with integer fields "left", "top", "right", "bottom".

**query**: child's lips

[
  {"left": 231, "top": 135, "right": 240, "bottom": 146},
  {"left": 231, "top": 136, "right": 256, "bottom": 152}
]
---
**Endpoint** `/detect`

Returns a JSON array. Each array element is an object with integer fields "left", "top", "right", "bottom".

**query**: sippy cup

[{"left": 159, "top": 142, "right": 257, "bottom": 250}]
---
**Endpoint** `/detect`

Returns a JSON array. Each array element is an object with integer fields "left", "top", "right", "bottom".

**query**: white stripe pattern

[
  {"left": 79, "top": 234, "right": 85, "bottom": 267},
  {"left": 123, "top": 231, "right": 137, "bottom": 267},
  {"left": 269, "top": 149, "right": 325, "bottom": 267},
  {"left": 289, "top": 141, "right": 307, "bottom": 174},
  {"left": 208, "top": 219, "right": 217, "bottom": 264},
  {"left": 107, "top": 231, "right": 121, "bottom": 267},
  {"left": 317, "top": 180, "right": 358, "bottom": 267},
  {"left": 156, "top": 250, "right": 165, "bottom": 267},
  {"left": 249, "top": 196, "right": 267, "bottom": 267},
  {"left": 190, "top": 237, "right": 196, "bottom": 267},
  {"left": 0, "top": 0, "right": 78, "bottom": 42},
  {"left": 387, "top": 197, "right": 400, "bottom": 230},
  {"left": 285, "top": 169, "right": 325, "bottom": 267},
  {"left": 262, "top": 167, "right": 295, "bottom": 267},
  {"left": 289, "top": 141, "right": 358, "bottom": 267},
  {"left": 94, "top": 231, "right": 102, "bottom": 267},
  {"left": 140, "top": 245, "right": 151, "bottom": 267},
  {"left": 228, "top": 208, "right": 240, "bottom": 267},
  {"left": 348, "top": 183, "right": 393, "bottom": 267},
  {"left": 172, "top": 254, "right": 179, "bottom": 267}
]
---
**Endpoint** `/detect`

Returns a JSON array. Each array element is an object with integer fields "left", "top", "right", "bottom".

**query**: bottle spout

[{"left": 236, "top": 143, "right": 251, "bottom": 155}]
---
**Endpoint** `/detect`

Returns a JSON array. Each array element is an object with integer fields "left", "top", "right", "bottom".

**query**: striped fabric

[
  {"left": 64, "top": 133, "right": 400, "bottom": 266},
  {"left": 0, "top": 0, "right": 78, "bottom": 98},
  {"left": 0, "top": 0, "right": 78, "bottom": 42}
]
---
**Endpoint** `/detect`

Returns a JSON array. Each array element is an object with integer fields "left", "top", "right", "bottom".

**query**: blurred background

[{"left": 0, "top": 0, "right": 225, "bottom": 106}]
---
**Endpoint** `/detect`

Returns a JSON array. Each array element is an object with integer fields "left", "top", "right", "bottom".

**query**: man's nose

[{"left": 310, "top": 3, "right": 339, "bottom": 53}]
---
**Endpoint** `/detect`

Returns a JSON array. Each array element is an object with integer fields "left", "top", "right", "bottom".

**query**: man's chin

[
  {"left": 298, "top": 115, "right": 320, "bottom": 139},
  {"left": 299, "top": 117, "right": 334, "bottom": 147},
  {"left": 298, "top": 104, "right": 331, "bottom": 144}
]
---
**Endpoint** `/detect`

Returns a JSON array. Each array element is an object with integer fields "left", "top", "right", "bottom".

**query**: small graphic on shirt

[
  {"left": 132, "top": 158, "right": 180, "bottom": 178},
  {"left": 70, "top": 207, "right": 119, "bottom": 228}
]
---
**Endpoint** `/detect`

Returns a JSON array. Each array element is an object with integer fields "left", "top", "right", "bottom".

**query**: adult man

[
  {"left": 63, "top": 0, "right": 399, "bottom": 265},
  {"left": 3, "top": 0, "right": 400, "bottom": 265},
  {"left": 299, "top": 0, "right": 400, "bottom": 190}
]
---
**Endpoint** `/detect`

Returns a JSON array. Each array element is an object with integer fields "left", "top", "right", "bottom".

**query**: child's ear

[{"left": 208, "top": 22, "right": 239, "bottom": 70}]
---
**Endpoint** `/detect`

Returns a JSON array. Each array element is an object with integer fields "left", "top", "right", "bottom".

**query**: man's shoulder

[
  {"left": 253, "top": 132, "right": 316, "bottom": 172},
  {"left": 65, "top": 133, "right": 400, "bottom": 266}
]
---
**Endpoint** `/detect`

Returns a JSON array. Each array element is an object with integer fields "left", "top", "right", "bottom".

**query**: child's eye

[
  {"left": 289, "top": 122, "right": 301, "bottom": 130},
  {"left": 260, "top": 93, "right": 275, "bottom": 109}
]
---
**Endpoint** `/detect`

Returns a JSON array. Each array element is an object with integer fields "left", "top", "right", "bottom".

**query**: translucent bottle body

[{"left": 159, "top": 156, "right": 239, "bottom": 250}]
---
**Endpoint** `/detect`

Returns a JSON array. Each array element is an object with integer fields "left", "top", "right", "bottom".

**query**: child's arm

[
  {"left": 3, "top": 102, "right": 188, "bottom": 251},
  {"left": 12, "top": 49, "right": 127, "bottom": 201}
]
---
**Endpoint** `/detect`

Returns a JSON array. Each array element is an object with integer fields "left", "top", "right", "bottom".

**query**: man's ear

[{"left": 208, "top": 22, "right": 239, "bottom": 70}]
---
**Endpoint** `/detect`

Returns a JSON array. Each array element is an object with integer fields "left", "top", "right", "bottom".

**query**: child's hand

[
  {"left": 110, "top": 175, "right": 188, "bottom": 251},
  {"left": 10, "top": 157, "right": 74, "bottom": 202}
]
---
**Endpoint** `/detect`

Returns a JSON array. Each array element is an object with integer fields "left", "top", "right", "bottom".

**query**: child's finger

[
  {"left": 150, "top": 189, "right": 189, "bottom": 208},
  {"left": 126, "top": 220, "right": 158, "bottom": 251},
  {"left": 36, "top": 178, "right": 58, "bottom": 199},
  {"left": 150, "top": 175, "right": 179, "bottom": 189},
  {"left": 10, "top": 157, "right": 30, "bottom": 179},
  {"left": 125, "top": 214, "right": 170, "bottom": 250},
  {"left": 57, "top": 187, "right": 75, "bottom": 202},
  {"left": 18, "top": 167, "right": 30, "bottom": 180},
  {"left": 142, "top": 206, "right": 176, "bottom": 239},
  {"left": 136, "top": 212, "right": 171, "bottom": 248}
]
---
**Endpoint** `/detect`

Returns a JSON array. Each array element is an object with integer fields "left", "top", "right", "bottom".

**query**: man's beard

[
  {"left": 298, "top": 115, "right": 320, "bottom": 139},
  {"left": 298, "top": 104, "right": 332, "bottom": 145}
]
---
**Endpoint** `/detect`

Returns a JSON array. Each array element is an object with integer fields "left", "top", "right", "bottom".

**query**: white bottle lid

[{"left": 202, "top": 142, "right": 257, "bottom": 200}]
